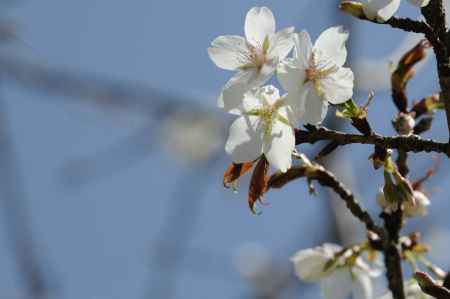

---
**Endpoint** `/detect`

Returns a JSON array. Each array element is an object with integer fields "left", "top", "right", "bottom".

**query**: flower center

[
  {"left": 239, "top": 36, "right": 270, "bottom": 71},
  {"left": 245, "top": 97, "right": 289, "bottom": 142},
  {"left": 304, "top": 51, "right": 338, "bottom": 96}
]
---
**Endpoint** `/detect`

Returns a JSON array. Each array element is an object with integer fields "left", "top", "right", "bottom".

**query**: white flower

[
  {"left": 361, "top": 0, "right": 401, "bottom": 22},
  {"left": 378, "top": 280, "right": 433, "bottom": 299},
  {"left": 393, "top": 112, "right": 415, "bottom": 136},
  {"left": 224, "top": 85, "right": 295, "bottom": 172},
  {"left": 404, "top": 191, "right": 430, "bottom": 217},
  {"left": 291, "top": 243, "right": 379, "bottom": 299},
  {"left": 278, "top": 27, "right": 354, "bottom": 125},
  {"left": 377, "top": 190, "right": 430, "bottom": 217},
  {"left": 406, "top": 0, "right": 431, "bottom": 8},
  {"left": 291, "top": 243, "right": 342, "bottom": 282},
  {"left": 377, "top": 189, "right": 399, "bottom": 214},
  {"left": 208, "top": 7, "right": 295, "bottom": 114}
]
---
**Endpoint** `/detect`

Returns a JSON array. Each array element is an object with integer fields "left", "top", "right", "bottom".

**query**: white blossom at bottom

[{"left": 291, "top": 243, "right": 380, "bottom": 299}]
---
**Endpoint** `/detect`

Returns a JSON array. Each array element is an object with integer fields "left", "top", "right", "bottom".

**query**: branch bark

[
  {"left": 421, "top": 0, "right": 450, "bottom": 140},
  {"left": 295, "top": 127, "right": 450, "bottom": 156}
]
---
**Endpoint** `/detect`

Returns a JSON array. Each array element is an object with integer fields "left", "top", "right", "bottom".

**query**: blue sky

[{"left": 0, "top": 1, "right": 449, "bottom": 298}]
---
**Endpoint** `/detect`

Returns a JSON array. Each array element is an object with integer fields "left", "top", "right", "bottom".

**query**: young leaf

[
  {"left": 223, "top": 162, "right": 254, "bottom": 188},
  {"left": 248, "top": 157, "right": 269, "bottom": 214}
]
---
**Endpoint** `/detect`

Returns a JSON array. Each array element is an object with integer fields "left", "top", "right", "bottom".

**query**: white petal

[
  {"left": 291, "top": 244, "right": 342, "bottom": 282},
  {"left": 407, "top": 0, "right": 430, "bottom": 7},
  {"left": 277, "top": 59, "right": 305, "bottom": 95},
  {"left": 263, "top": 120, "right": 295, "bottom": 172},
  {"left": 377, "top": 291, "right": 393, "bottom": 299},
  {"left": 284, "top": 90, "right": 306, "bottom": 125},
  {"left": 219, "top": 67, "right": 277, "bottom": 116},
  {"left": 352, "top": 268, "right": 373, "bottom": 299},
  {"left": 291, "top": 250, "right": 332, "bottom": 282},
  {"left": 303, "top": 87, "right": 329, "bottom": 125},
  {"left": 404, "top": 190, "right": 430, "bottom": 217},
  {"left": 208, "top": 35, "right": 248, "bottom": 70},
  {"left": 294, "top": 31, "right": 313, "bottom": 68},
  {"left": 320, "top": 269, "right": 353, "bottom": 299},
  {"left": 218, "top": 69, "right": 261, "bottom": 114},
  {"left": 256, "top": 85, "right": 281, "bottom": 105},
  {"left": 321, "top": 67, "right": 354, "bottom": 104},
  {"left": 362, "top": 0, "right": 401, "bottom": 23},
  {"left": 239, "top": 85, "right": 280, "bottom": 113},
  {"left": 267, "top": 27, "right": 295, "bottom": 61},
  {"left": 315, "top": 26, "right": 349, "bottom": 67},
  {"left": 245, "top": 7, "right": 276, "bottom": 46},
  {"left": 225, "top": 115, "right": 263, "bottom": 163}
]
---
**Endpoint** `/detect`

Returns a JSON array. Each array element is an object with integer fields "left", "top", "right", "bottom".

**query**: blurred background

[{"left": 0, "top": 0, "right": 449, "bottom": 298}]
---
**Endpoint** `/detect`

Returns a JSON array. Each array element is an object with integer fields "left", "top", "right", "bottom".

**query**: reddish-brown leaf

[
  {"left": 248, "top": 157, "right": 269, "bottom": 214},
  {"left": 391, "top": 40, "right": 431, "bottom": 112},
  {"left": 223, "top": 162, "right": 254, "bottom": 188}
]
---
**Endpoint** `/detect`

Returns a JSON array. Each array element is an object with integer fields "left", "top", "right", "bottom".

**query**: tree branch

[
  {"left": 267, "top": 165, "right": 385, "bottom": 237},
  {"left": 295, "top": 127, "right": 450, "bottom": 156},
  {"left": 421, "top": 0, "right": 450, "bottom": 140}
]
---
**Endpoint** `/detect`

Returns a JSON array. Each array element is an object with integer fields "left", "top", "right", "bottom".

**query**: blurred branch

[
  {"left": 62, "top": 122, "right": 159, "bottom": 187},
  {"left": 146, "top": 156, "right": 222, "bottom": 299},
  {"left": 0, "top": 56, "right": 211, "bottom": 117},
  {"left": 0, "top": 75, "right": 52, "bottom": 298}
]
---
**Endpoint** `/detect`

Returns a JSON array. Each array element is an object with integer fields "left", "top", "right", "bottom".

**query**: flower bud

[
  {"left": 392, "top": 170, "right": 415, "bottom": 204},
  {"left": 393, "top": 112, "right": 415, "bottom": 135},
  {"left": 377, "top": 189, "right": 399, "bottom": 214},
  {"left": 404, "top": 191, "right": 430, "bottom": 218},
  {"left": 339, "top": 1, "right": 365, "bottom": 19}
]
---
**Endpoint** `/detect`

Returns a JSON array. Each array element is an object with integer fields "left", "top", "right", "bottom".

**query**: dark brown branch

[
  {"left": 268, "top": 165, "right": 384, "bottom": 237},
  {"left": 385, "top": 17, "right": 433, "bottom": 36},
  {"left": 381, "top": 210, "right": 405, "bottom": 299},
  {"left": 295, "top": 127, "right": 450, "bottom": 156},
  {"left": 421, "top": 0, "right": 450, "bottom": 140}
]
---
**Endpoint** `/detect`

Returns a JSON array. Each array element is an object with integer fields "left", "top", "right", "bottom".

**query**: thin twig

[{"left": 268, "top": 165, "right": 385, "bottom": 237}]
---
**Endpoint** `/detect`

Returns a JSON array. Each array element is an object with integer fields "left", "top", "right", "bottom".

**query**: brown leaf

[
  {"left": 391, "top": 40, "right": 431, "bottom": 112},
  {"left": 248, "top": 157, "right": 269, "bottom": 214},
  {"left": 223, "top": 162, "right": 254, "bottom": 188},
  {"left": 411, "top": 94, "right": 442, "bottom": 118}
]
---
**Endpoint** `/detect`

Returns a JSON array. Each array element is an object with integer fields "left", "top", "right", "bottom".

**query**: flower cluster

[
  {"left": 208, "top": 7, "right": 353, "bottom": 172},
  {"left": 210, "top": 4, "right": 444, "bottom": 299}
]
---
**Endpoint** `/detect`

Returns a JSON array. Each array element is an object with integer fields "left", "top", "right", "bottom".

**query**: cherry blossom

[
  {"left": 278, "top": 27, "right": 354, "bottom": 125},
  {"left": 361, "top": 0, "right": 401, "bottom": 22},
  {"left": 377, "top": 189, "right": 430, "bottom": 217},
  {"left": 291, "top": 243, "right": 379, "bottom": 299},
  {"left": 208, "top": 7, "right": 294, "bottom": 114},
  {"left": 224, "top": 85, "right": 295, "bottom": 172}
]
